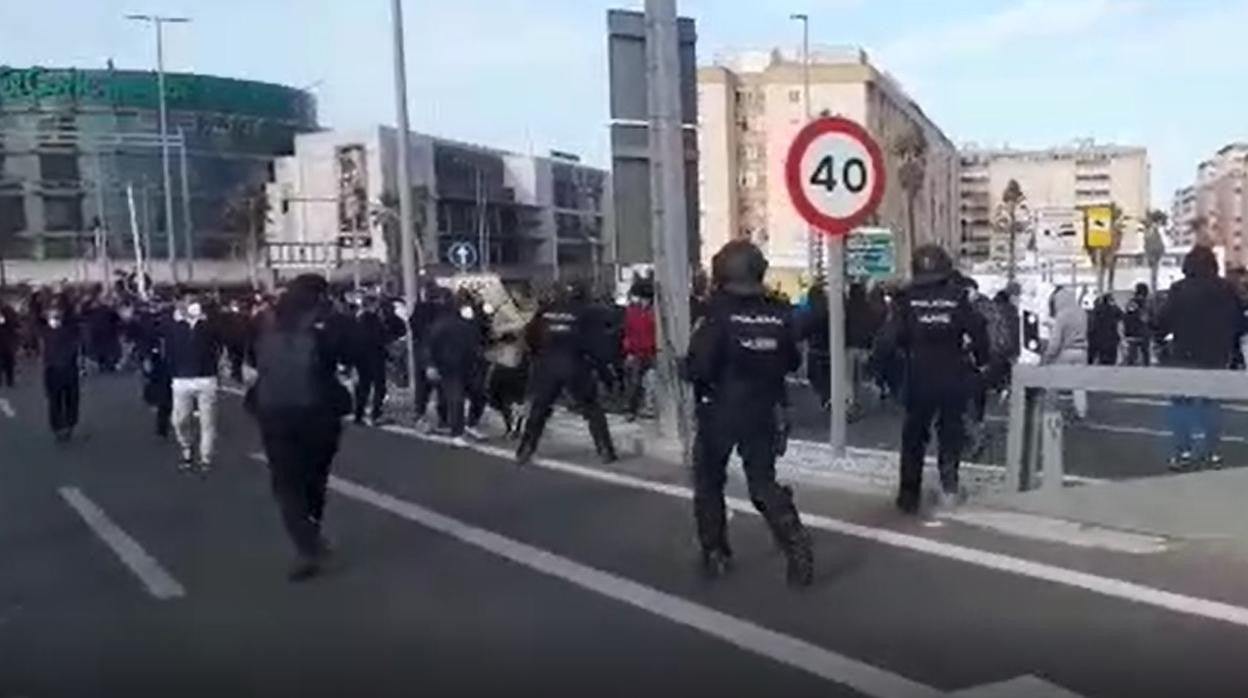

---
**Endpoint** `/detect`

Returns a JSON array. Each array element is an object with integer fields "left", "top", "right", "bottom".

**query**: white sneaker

[
  {"left": 451, "top": 436, "right": 469, "bottom": 448},
  {"left": 464, "top": 426, "right": 486, "bottom": 441}
]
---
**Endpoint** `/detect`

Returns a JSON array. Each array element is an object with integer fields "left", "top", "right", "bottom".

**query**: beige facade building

[
  {"left": 1173, "top": 143, "right": 1248, "bottom": 267},
  {"left": 959, "top": 141, "right": 1151, "bottom": 265},
  {"left": 697, "top": 48, "right": 959, "bottom": 291}
]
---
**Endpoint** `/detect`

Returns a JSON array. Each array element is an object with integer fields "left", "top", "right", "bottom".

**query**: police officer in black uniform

[
  {"left": 875, "top": 244, "right": 989, "bottom": 515},
  {"left": 685, "top": 240, "right": 814, "bottom": 588},
  {"left": 515, "top": 280, "right": 617, "bottom": 465}
]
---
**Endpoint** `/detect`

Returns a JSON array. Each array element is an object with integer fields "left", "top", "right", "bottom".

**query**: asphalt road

[
  {"left": 783, "top": 380, "right": 1248, "bottom": 480},
  {"left": 2, "top": 368, "right": 1248, "bottom": 697}
]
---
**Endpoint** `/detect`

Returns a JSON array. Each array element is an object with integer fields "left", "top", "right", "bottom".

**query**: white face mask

[
  {"left": 459, "top": 306, "right": 475, "bottom": 321},
  {"left": 48, "top": 317, "right": 62, "bottom": 329},
  {"left": 186, "top": 302, "right": 204, "bottom": 320}
]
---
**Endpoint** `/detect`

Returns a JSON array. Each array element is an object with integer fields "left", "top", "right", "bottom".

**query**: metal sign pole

[{"left": 827, "top": 234, "right": 847, "bottom": 456}]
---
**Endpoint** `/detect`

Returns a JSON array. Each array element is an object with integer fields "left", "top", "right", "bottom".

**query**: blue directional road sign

[
  {"left": 447, "top": 241, "right": 478, "bottom": 271},
  {"left": 846, "top": 227, "right": 896, "bottom": 280}
]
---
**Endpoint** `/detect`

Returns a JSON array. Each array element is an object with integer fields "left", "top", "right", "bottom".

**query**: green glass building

[{"left": 0, "top": 66, "right": 317, "bottom": 264}]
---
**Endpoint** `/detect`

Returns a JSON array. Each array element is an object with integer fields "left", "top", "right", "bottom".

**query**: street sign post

[
  {"left": 1084, "top": 205, "right": 1114, "bottom": 249},
  {"left": 447, "top": 241, "right": 478, "bottom": 272},
  {"left": 785, "top": 116, "right": 886, "bottom": 457}
]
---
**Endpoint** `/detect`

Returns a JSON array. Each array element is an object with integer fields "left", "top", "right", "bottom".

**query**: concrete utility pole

[
  {"left": 645, "top": 0, "right": 693, "bottom": 462},
  {"left": 178, "top": 129, "right": 194, "bottom": 282},
  {"left": 391, "top": 0, "right": 422, "bottom": 414},
  {"left": 127, "top": 13, "right": 189, "bottom": 285}
]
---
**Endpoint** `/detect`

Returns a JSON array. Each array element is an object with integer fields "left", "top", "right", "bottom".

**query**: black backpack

[{"left": 255, "top": 317, "right": 323, "bottom": 411}]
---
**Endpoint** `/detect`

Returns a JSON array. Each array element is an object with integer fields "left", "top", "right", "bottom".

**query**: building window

[
  {"left": 40, "top": 151, "right": 80, "bottom": 183},
  {"left": 43, "top": 195, "right": 83, "bottom": 231},
  {"left": 0, "top": 195, "right": 25, "bottom": 235},
  {"left": 788, "top": 89, "right": 801, "bottom": 104}
]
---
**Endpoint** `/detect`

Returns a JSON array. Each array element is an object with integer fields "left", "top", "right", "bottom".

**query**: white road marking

[
  {"left": 985, "top": 415, "right": 1248, "bottom": 444},
  {"left": 0, "top": 397, "right": 15, "bottom": 418},
  {"left": 374, "top": 423, "right": 1248, "bottom": 631},
  {"left": 59, "top": 487, "right": 185, "bottom": 600},
  {"left": 1117, "top": 397, "right": 1248, "bottom": 414},
  {"left": 952, "top": 675, "right": 1085, "bottom": 698},
  {"left": 328, "top": 472, "right": 943, "bottom": 698}
]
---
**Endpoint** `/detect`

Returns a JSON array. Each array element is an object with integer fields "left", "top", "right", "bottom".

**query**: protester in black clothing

[
  {"left": 426, "top": 289, "right": 488, "bottom": 442},
  {"left": 350, "top": 296, "right": 397, "bottom": 425},
  {"left": 86, "top": 300, "right": 122, "bottom": 372},
  {"left": 0, "top": 302, "right": 18, "bottom": 387},
  {"left": 515, "top": 281, "right": 617, "bottom": 465},
  {"left": 1123, "top": 283, "right": 1152, "bottom": 366},
  {"left": 42, "top": 305, "right": 81, "bottom": 442},
  {"left": 685, "top": 240, "right": 813, "bottom": 587},
  {"left": 875, "top": 245, "right": 989, "bottom": 514},
  {"left": 1088, "top": 294, "right": 1123, "bottom": 366},
  {"left": 408, "top": 281, "right": 443, "bottom": 420},
  {"left": 219, "top": 301, "right": 249, "bottom": 383},
  {"left": 248, "top": 274, "right": 351, "bottom": 582},
  {"left": 1155, "top": 246, "right": 1242, "bottom": 469},
  {"left": 800, "top": 282, "right": 831, "bottom": 409}
]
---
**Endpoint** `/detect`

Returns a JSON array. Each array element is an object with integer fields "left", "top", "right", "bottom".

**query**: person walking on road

[
  {"left": 622, "top": 278, "right": 657, "bottom": 420},
  {"left": 0, "top": 301, "right": 18, "bottom": 388},
  {"left": 875, "top": 246, "right": 989, "bottom": 515},
  {"left": 515, "top": 280, "right": 617, "bottom": 466},
  {"left": 1155, "top": 246, "right": 1242, "bottom": 471},
  {"left": 1123, "top": 283, "right": 1152, "bottom": 367},
  {"left": 426, "top": 289, "right": 487, "bottom": 446},
  {"left": 1088, "top": 293, "right": 1123, "bottom": 366},
  {"left": 350, "top": 295, "right": 396, "bottom": 426},
  {"left": 41, "top": 303, "right": 81, "bottom": 442},
  {"left": 684, "top": 240, "right": 813, "bottom": 587},
  {"left": 163, "top": 293, "right": 223, "bottom": 472},
  {"left": 248, "top": 274, "right": 352, "bottom": 582},
  {"left": 800, "top": 281, "right": 832, "bottom": 410},
  {"left": 1042, "top": 286, "right": 1091, "bottom": 420}
]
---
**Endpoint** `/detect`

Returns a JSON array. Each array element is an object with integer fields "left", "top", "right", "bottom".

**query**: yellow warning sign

[{"left": 1084, "top": 205, "right": 1114, "bottom": 249}]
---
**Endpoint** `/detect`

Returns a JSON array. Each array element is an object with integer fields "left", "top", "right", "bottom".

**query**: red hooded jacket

[{"left": 622, "top": 303, "right": 656, "bottom": 359}]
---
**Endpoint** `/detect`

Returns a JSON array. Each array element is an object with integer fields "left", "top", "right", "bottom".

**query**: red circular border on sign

[{"left": 784, "top": 117, "right": 886, "bottom": 237}]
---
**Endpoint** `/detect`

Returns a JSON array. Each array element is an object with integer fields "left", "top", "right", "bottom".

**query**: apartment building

[
  {"left": 1173, "top": 143, "right": 1248, "bottom": 267},
  {"left": 959, "top": 141, "right": 1150, "bottom": 264},
  {"left": 697, "top": 47, "right": 959, "bottom": 290}
]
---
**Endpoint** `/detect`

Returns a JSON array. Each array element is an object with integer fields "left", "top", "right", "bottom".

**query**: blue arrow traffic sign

[{"left": 447, "top": 241, "right": 478, "bottom": 271}]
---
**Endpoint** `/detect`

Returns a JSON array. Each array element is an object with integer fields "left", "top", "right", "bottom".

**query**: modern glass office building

[{"left": 0, "top": 65, "right": 316, "bottom": 266}]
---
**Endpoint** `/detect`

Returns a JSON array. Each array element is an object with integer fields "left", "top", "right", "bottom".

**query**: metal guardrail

[{"left": 1004, "top": 364, "right": 1248, "bottom": 493}]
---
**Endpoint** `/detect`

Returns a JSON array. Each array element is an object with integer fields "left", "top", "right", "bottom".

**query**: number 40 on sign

[{"left": 785, "top": 117, "right": 886, "bottom": 237}]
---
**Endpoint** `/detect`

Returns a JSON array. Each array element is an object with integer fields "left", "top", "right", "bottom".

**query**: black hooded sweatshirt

[{"left": 1155, "top": 246, "right": 1242, "bottom": 369}]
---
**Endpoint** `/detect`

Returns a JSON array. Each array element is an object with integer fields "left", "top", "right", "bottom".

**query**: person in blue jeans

[{"left": 1154, "top": 246, "right": 1243, "bottom": 471}]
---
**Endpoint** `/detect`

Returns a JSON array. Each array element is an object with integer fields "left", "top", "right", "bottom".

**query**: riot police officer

[
  {"left": 875, "top": 244, "right": 989, "bottom": 514},
  {"left": 515, "top": 280, "right": 617, "bottom": 465},
  {"left": 685, "top": 240, "right": 813, "bottom": 588}
]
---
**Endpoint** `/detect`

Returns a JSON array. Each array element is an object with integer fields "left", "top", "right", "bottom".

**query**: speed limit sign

[{"left": 785, "top": 117, "right": 886, "bottom": 237}]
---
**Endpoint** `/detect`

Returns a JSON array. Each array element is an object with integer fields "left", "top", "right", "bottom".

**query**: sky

[{"left": 4, "top": 0, "right": 1246, "bottom": 206}]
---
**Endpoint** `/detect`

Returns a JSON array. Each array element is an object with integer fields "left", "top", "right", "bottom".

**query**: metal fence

[{"left": 1005, "top": 364, "right": 1248, "bottom": 493}]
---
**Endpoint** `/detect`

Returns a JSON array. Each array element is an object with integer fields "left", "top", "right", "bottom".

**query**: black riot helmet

[
  {"left": 711, "top": 239, "right": 768, "bottom": 296},
  {"left": 910, "top": 244, "right": 954, "bottom": 284}
]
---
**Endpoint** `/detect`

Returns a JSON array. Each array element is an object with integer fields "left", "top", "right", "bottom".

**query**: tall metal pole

[
  {"left": 391, "top": 0, "right": 421, "bottom": 411},
  {"left": 154, "top": 20, "right": 178, "bottom": 284},
  {"left": 645, "top": 0, "right": 693, "bottom": 459},
  {"left": 93, "top": 150, "right": 112, "bottom": 288},
  {"left": 791, "top": 13, "right": 821, "bottom": 281},
  {"left": 126, "top": 183, "right": 148, "bottom": 300},
  {"left": 178, "top": 130, "right": 194, "bottom": 282}
]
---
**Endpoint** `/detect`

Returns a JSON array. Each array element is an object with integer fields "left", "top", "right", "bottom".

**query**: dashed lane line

[{"left": 59, "top": 487, "right": 185, "bottom": 600}]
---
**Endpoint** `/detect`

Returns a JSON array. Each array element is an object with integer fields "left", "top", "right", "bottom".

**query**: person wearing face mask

[
  {"left": 42, "top": 303, "right": 82, "bottom": 442},
  {"left": 425, "top": 288, "right": 486, "bottom": 446},
  {"left": 162, "top": 293, "right": 223, "bottom": 472},
  {"left": 0, "top": 300, "right": 18, "bottom": 388}
]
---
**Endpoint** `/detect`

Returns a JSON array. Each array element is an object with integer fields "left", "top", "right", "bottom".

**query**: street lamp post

[
  {"left": 127, "top": 13, "right": 190, "bottom": 287},
  {"left": 790, "top": 12, "right": 822, "bottom": 281}
]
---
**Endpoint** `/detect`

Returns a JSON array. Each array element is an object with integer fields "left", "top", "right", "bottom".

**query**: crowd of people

[{"left": 2, "top": 240, "right": 1244, "bottom": 586}]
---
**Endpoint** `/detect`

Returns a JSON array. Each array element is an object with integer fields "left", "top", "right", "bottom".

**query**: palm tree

[
  {"left": 893, "top": 127, "right": 928, "bottom": 264},
  {"left": 223, "top": 183, "right": 270, "bottom": 290},
  {"left": 999, "top": 179, "right": 1026, "bottom": 283},
  {"left": 373, "top": 186, "right": 428, "bottom": 292},
  {"left": 1143, "top": 209, "right": 1168, "bottom": 291}
]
